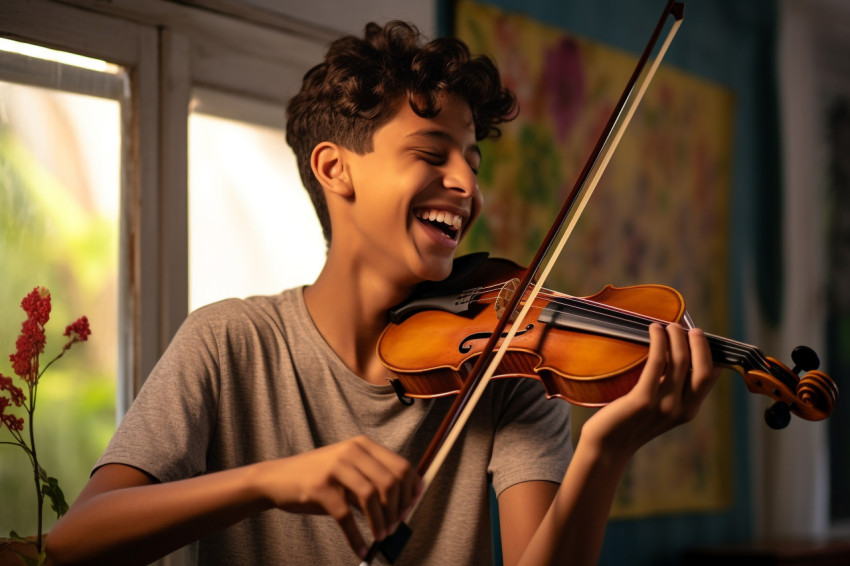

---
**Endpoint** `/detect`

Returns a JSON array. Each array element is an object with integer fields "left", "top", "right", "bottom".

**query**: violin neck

[
  {"left": 539, "top": 297, "right": 772, "bottom": 376},
  {"left": 704, "top": 333, "right": 766, "bottom": 374}
]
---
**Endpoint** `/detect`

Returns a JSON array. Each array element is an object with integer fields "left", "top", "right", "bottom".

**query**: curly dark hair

[{"left": 285, "top": 20, "right": 517, "bottom": 244}]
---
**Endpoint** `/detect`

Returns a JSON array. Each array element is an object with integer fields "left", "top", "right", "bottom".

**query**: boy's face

[{"left": 340, "top": 92, "right": 483, "bottom": 285}]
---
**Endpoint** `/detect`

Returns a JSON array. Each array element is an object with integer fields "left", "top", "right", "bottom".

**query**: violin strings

[{"left": 463, "top": 280, "right": 773, "bottom": 374}]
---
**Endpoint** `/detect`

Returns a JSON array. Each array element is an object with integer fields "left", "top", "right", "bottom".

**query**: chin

[{"left": 415, "top": 255, "right": 455, "bottom": 283}]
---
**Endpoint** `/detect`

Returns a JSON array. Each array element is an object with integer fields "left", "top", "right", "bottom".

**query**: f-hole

[{"left": 458, "top": 324, "right": 534, "bottom": 354}]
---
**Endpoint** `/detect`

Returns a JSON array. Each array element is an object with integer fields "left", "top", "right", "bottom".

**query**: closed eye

[
  {"left": 413, "top": 148, "right": 478, "bottom": 176},
  {"left": 415, "top": 149, "right": 445, "bottom": 165}
]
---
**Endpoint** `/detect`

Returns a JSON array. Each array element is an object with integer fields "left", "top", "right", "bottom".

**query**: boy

[{"left": 47, "top": 21, "right": 716, "bottom": 566}]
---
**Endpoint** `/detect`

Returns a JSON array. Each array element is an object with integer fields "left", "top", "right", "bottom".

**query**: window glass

[
  {"left": 188, "top": 89, "right": 325, "bottom": 312},
  {"left": 0, "top": 43, "right": 123, "bottom": 535}
]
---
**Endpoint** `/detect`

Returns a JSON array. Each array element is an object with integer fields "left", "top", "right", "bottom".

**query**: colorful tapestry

[{"left": 455, "top": 0, "right": 736, "bottom": 516}]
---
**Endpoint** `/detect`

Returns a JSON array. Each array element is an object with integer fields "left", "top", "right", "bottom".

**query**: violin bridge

[{"left": 494, "top": 278, "right": 521, "bottom": 321}]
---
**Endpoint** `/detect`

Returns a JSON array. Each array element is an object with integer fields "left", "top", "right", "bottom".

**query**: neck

[{"left": 304, "top": 249, "right": 416, "bottom": 386}]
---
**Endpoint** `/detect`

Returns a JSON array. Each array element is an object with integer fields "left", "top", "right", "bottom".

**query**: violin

[{"left": 378, "top": 252, "right": 838, "bottom": 430}]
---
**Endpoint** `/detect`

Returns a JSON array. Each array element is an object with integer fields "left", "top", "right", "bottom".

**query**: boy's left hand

[{"left": 580, "top": 322, "right": 718, "bottom": 463}]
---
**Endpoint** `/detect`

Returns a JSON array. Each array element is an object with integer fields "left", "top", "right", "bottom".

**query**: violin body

[
  {"left": 378, "top": 255, "right": 838, "bottom": 428},
  {"left": 380, "top": 256, "right": 681, "bottom": 406}
]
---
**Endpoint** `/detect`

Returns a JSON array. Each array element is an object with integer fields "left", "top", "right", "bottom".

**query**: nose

[{"left": 442, "top": 154, "right": 479, "bottom": 198}]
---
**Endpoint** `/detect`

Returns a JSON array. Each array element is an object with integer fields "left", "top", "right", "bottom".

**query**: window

[
  {"left": 188, "top": 89, "right": 324, "bottom": 311},
  {"left": 1, "top": 3, "right": 329, "bottom": 560},
  {"left": 0, "top": 39, "right": 126, "bottom": 536}
]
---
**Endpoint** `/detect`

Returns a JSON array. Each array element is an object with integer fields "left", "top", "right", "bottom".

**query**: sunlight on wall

[
  {"left": 188, "top": 103, "right": 326, "bottom": 312},
  {"left": 0, "top": 37, "right": 120, "bottom": 73}
]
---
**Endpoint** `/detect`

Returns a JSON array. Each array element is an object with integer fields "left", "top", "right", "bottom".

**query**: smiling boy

[{"left": 46, "top": 21, "right": 716, "bottom": 566}]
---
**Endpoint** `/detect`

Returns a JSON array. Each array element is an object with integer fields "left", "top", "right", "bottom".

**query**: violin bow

[{"left": 361, "top": 1, "right": 685, "bottom": 563}]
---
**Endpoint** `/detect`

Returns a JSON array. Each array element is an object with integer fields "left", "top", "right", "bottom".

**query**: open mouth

[{"left": 415, "top": 208, "right": 463, "bottom": 240}]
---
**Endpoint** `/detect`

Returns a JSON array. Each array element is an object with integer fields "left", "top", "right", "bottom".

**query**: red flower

[
  {"left": 0, "top": 373, "right": 26, "bottom": 406},
  {"left": 20, "top": 286, "right": 51, "bottom": 326},
  {"left": 0, "top": 396, "right": 24, "bottom": 432},
  {"left": 2, "top": 286, "right": 87, "bottom": 547},
  {"left": 8, "top": 288, "right": 52, "bottom": 382},
  {"left": 63, "top": 316, "right": 91, "bottom": 344}
]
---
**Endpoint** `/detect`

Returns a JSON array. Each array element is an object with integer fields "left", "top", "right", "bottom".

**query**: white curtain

[{"left": 749, "top": 0, "right": 848, "bottom": 539}]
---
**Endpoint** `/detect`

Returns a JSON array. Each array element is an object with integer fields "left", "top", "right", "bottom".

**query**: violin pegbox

[{"left": 753, "top": 346, "right": 838, "bottom": 429}]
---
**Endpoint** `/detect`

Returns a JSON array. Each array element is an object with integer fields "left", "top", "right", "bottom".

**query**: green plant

[{"left": 1, "top": 287, "right": 90, "bottom": 565}]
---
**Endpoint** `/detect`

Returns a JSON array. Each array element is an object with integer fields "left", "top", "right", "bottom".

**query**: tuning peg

[
  {"left": 791, "top": 346, "right": 820, "bottom": 375},
  {"left": 764, "top": 401, "right": 791, "bottom": 429}
]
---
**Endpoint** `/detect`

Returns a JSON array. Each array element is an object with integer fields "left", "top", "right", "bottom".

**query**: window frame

[
  {"left": 1, "top": 0, "right": 333, "bottom": 410},
  {"left": 1, "top": 0, "right": 160, "bottom": 413}
]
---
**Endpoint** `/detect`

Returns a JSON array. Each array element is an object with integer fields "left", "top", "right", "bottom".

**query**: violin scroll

[
  {"left": 796, "top": 369, "right": 839, "bottom": 418},
  {"left": 740, "top": 347, "right": 838, "bottom": 429}
]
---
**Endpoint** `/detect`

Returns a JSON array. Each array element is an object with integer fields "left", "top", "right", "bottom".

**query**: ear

[{"left": 311, "top": 142, "right": 353, "bottom": 198}]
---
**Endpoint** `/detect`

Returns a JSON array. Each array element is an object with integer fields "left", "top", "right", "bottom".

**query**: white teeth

[{"left": 417, "top": 208, "right": 463, "bottom": 232}]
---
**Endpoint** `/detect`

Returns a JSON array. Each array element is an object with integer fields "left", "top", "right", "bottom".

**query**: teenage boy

[{"left": 47, "top": 21, "right": 716, "bottom": 566}]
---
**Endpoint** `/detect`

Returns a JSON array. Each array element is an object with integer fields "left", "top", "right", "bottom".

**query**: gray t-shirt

[{"left": 97, "top": 287, "right": 572, "bottom": 565}]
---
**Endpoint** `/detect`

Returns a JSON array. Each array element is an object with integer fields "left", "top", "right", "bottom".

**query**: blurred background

[{"left": 1, "top": 0, "right": 847, "bottom": 564}]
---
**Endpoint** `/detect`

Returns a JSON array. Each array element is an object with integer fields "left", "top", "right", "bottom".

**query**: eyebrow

[{"left": 406, "top": 128, "right": 481, "bottom": 158}]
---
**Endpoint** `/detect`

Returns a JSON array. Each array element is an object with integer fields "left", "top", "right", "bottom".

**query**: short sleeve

[
  {"left": 94, "top": 303, "right": 225, "bottom": 482},
  {"left": 488, "top": 378, "right": 573, "bottom": 496}
]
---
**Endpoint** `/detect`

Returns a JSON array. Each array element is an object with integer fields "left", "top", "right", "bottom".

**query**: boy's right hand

[{"left": 255, "top": 435, "right": 420, "bottom": 559}]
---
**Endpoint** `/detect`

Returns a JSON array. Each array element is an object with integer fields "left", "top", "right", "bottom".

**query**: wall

[{"left": 241, "top": 0, "right": 436, "bottom": 36}]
